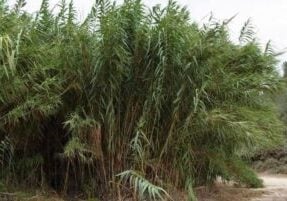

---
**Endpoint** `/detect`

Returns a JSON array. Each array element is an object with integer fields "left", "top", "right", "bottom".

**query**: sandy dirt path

[{"left": 251, "top": 174, "right": 287, "bottom": 201}]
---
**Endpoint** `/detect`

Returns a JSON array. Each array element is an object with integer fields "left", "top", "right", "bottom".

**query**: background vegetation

[
  {"left": 0, "top": 0, "right": 284, "bottom": 200},
  {"left": 251, "top": 62, "right": 287, "bottom": 175}
]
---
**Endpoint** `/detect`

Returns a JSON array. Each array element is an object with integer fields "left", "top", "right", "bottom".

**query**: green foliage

[
  {"left": 185, "top": 178, "right": 197, "bottom": 201},
  {"left": 226, "top": 158, "right": 263, "bottom": 188},
  {"left": 0, "top": 136, "right": 13, "bottom": 167},
  {"left": 0, "top": 0, "right": 284, "bottom": 199},
  {"left": 239, "top": 18, "right": 255, "bottom": 44},
  {"left": 117, "top": 170, "right": 170, "bottom": 201}
]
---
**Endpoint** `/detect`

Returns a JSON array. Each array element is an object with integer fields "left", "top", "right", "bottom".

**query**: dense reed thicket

[{"left": 0, "top": 0, "right": 284, "bottom": 200}]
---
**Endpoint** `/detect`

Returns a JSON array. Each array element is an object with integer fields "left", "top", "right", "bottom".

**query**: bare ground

[
  {"left": 195, "top": 183, "right": 263, "bottom": 201},
  {"left": 196, "top": 174, "right": 287, "bottom": 201},
  {"left": 4, "top": 174, "right": 287, "bottom": 201},
  {"left": 250, "top": 174, "right": 287, "bottom": 201}
]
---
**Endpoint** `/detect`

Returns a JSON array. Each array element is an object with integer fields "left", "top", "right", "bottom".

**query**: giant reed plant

[{"left": 0, "top": 0, "right": 284, "bottom": 199}]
